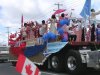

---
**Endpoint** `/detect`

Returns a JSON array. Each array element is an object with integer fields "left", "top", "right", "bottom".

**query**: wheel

[
  {"left": 11, "top": 61, "right": 17, "bottom": 66},
  {"left": 50, "top": 55, "right": 64, "bottom": 72},
  {"left": 65, "top": 50, "right": 86, "bottom": 75}
]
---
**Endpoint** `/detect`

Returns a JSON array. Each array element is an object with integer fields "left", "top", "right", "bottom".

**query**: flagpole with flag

[
  {"left": 16, "top": 54, "right": 41, "bottom": 75},
  {"left": 80, "top": 0, "right": 91, "bottom": 19},
  {"left": 80, "top": 0, "right": 91, "bottom": 41},
  {"left": 80, "top": 0, "right": 91, "bottom": 27}
]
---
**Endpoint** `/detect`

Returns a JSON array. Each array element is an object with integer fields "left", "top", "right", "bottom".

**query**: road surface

[
  {"left": 0, "top": 62, "right": 100, "bottom": 75},
  {"left": 0, "top": 62, "right": 66, "bottom": 75}
]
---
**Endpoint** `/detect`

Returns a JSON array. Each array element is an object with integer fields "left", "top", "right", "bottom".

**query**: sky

[{"left": 0, "top": 0, "right": 100, "bottom": 45}]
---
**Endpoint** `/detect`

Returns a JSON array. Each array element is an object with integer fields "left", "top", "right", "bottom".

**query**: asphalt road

[
  {"left": 0, "top": 62, "right": 66, "bottom": 75},
  {"left": 0, "top": 62, "right": 20, "bottom": 75},
  {"left": 0, "top": 62, "right": 100, "bottom": 75}
]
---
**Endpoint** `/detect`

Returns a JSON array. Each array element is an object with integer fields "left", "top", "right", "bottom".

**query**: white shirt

[{"left": 39, "top": 24, "right": 47, "bottom": 35}]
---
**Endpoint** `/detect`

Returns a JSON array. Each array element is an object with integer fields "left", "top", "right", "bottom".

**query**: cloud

[
  {"left": 92, "top": 0, "right": 100, "bottom": 10},
  {"left": 0, "top": 6, "right": 3, "bottom": 18},
  {"left": 0, "top": 32, "right": 8, "bottom": 44}
]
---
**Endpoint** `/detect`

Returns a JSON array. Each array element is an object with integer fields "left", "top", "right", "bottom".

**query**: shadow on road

[
  {"left": 83, "top": 70, "right": 100, "bottom": 75},
  {"left": 37, "top": 65, "right": 100, "bottom": 75}
]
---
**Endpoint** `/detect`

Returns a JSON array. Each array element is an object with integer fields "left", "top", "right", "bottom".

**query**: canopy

[{"left": 53, "top": 9, "right": 66, "bottom": 15}]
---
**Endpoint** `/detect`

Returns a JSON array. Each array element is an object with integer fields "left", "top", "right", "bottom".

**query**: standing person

[
  {"left": 96, "top": 24, "right": 100, "bottom": 42},
  {"left": 91, "top": 23, "right": 95, "bottom": 41},
  {"left": 76, "top": 20, "right": 82, "bottom": 42},
  {"left": 26, "top": 23, "right": 31, "bottom": 39},
  {"left": 20, "top": 23, "right": 27, "bottom": 40},
  {"left": 59, "top": 13, "right": 70, "bottom": 26},
  {"left": 43, "top": 15, "right": 57, "bottom": 42},
  {"left": 85, "top": 24, "right": 91, "bottom": 42},
  {"left": 30, "top": 21, "right": 35, "bottom": 39},
  {"left": 90, "top": 9, "right": 100, "bottom": 26},
  {"left": 34, "top": 21, "right": 41, "bottom": 38},
  {"left": 58, "top": 13, "right": 70, "bottom": 42},
  {"left": 81, "top": 27, "right": 85, "bottom": 41},
  {"left": 39, "top": 20, "right": 47, "bottom": 36},
  {"left": 49, "top": 14, "right": 57, "bottom": 34}
]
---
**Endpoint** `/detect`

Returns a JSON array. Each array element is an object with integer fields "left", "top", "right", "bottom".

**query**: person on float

[
  {"left": 29, "top": 21, "right": 35, "bottom": 40},
  {"left": 26, "top": 22, "right": 31, "bottom": 39},
  {"left": 85, "top": 24, "right": 91, "bottom": 42},
  {"left": 58, "top": 13, "right": 70, "bottom": 42},
  {"left": 90, "top": 9, "right": 100, "bottom": 26},
  {"left": 96, "top": 24, "right": 100, "bottom": 42},
  {"left": 91, "top": 23, "right": 95, "bottom": 41},
  {"left": 39, "top": 20, "right": 48, "bottom": 37},
  {"left": 49, "top": 14, "right": 58, "bottom": 34},
  {"left": 39, "top": 20, "right": 48, "bottom": 44},
  {"left": 68, "top": 27, "right": 77, "bottom": 42},
  {"left": 74, "top": 20, "right": 82, "bottom": 42},
  {"left": 43, "top": 15, "right": 57, "bottom": 42},
  {"left": 20, "top": 23, "right": 27, "bottom": 40}
]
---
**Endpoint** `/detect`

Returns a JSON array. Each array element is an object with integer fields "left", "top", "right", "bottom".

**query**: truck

[
  {"left": 9, "top": 32, "right": 100, "bottom": 75},
  {"left": 8, "top": 14, "right": 100, "bottom": 75}
]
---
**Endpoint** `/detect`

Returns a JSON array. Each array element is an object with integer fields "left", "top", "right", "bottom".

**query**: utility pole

[
  {"left": 70, "top": 9, "right": 75, "bottom": 18},
  {"left": 54, "top": 2, "right": 63, "bottom": 19},
  {"left": 54, "top": 2, "right": 63, "bottom": 11},
  {"left": 5, "top": 27, "right": 10, "bottom": 46}
]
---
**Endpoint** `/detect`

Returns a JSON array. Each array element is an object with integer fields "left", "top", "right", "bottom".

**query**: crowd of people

[
  {"left": 9, "top": 10, "right": 100, "bottom": 46},
  {"left": 18, "top": 13, "right": 100, "bottom": 43}
]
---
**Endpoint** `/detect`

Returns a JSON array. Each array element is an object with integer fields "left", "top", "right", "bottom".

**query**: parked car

[{"left": 0, "top": 46, "right": 9, "bottom": 63}]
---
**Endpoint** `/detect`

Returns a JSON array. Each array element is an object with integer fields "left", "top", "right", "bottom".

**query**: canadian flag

[{"left": 16, "top": 54, "right": 41, "bottom": 75}]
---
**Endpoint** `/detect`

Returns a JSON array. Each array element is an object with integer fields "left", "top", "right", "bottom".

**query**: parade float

[{"left": 9, "top": 1, "right": 100, "bottom": 75}]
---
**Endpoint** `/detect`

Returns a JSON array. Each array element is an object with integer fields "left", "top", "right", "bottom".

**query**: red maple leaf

[{"left": 25, "top": 64, "right": 33, "bottom": 75}]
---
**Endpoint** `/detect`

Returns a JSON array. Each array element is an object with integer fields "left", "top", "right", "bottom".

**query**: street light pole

[{"left": 5, "top": 27, "right": 10, "bottom": 46}]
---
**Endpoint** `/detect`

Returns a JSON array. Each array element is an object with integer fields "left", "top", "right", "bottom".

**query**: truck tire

[
  {"left": 65, "top": 50, "right": 86, "bottom": 75},
  {"left": 50, "top": 55, "right": 64, "bottom": 72}
]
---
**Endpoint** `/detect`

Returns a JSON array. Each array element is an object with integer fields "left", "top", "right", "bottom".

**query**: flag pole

[
  {"left": 21, "top": 14, "right": 23, "bottom": 28},
  {"left": 80, "top": 0, "right": 91, "bottom": 41}
]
